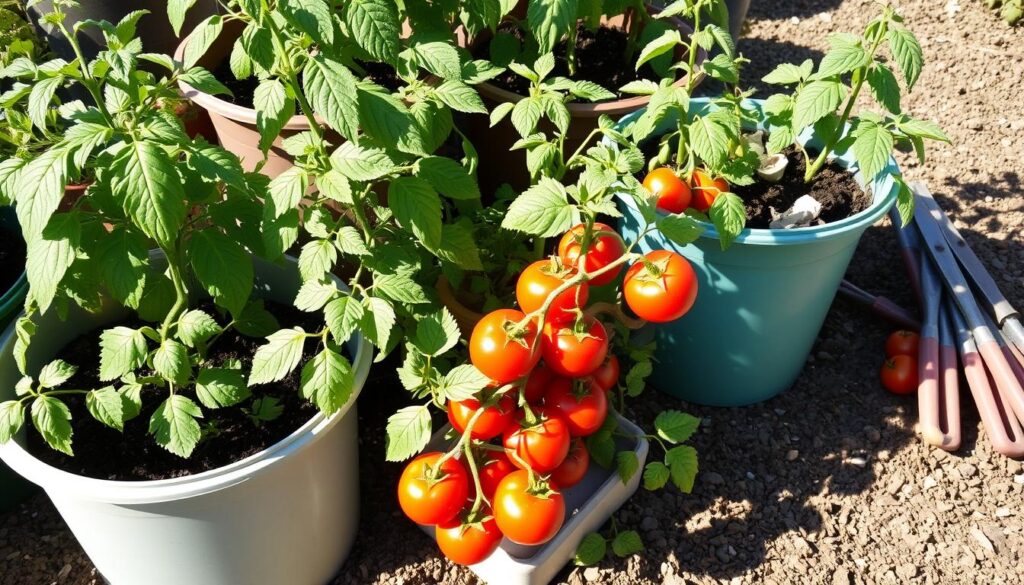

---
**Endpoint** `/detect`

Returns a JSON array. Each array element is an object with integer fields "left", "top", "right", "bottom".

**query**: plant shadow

[{"left": 747, "top": 0, "right": 846, "bottom": 21}]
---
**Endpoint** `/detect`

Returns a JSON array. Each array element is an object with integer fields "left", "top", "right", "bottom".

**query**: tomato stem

[{"left": 584, "top": 301, "right": 647, "bottom": 330}]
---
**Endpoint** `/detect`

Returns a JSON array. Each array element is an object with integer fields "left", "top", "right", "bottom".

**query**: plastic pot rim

[{"left": 0, "top": 254, "right": 372, "bottom": 505}]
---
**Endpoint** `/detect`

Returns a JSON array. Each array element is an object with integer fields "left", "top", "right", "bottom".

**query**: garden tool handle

[
  {"left": 889, "top": 207, "right": 923, "bottom": 306},
  {"left": 870, "top": 296, "right": 921, "bottom": 331},
  {"left": 913, "top": 182, "right": 1019, "bottom": 324},
  {"left": 917, "top": 251, "right": 944, "bottom": 447},
  {"left": 936, "top": 302, "right": 962, "bottom": 450}
]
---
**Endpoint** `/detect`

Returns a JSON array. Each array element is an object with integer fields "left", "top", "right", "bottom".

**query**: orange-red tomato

[
  {"left": 590, "top": 355, "right": 620, "bottom": 392},
  {"left": 885, "top": 330, "right": 920, "bottom": 358},
  {"left": 398, "top": 452, "right": 469, "bottom": 526},
  {"left": 550, "top": 438, "right": 589, "bottom": 488},
  {"left": 523, "top": 365, "right": 555, "bottom": 404},
  {"left": 544, "top": 378, "right": 608, "bottom": 437},
  {"left": 448, "top": 395, "right": 516, "bottom": 441},
  {"left": 540, "top": 316, "right": 609, "bottom": 378},
  {"left": 623, "top": 251, "right": 698, "bottom": 323},
  {"left": 644, "top": 167, "right": 692, "bottom": 213},
  {"left": 435, "top": 513, "right": 503, "bottom": 566},
  {"left": 493, "top": 470, "right": 565, "bottom": 546},
  {"left": 881, "top": 355, "right": 918, "bottom": 394},
  {"left": 515, "top": 259, "right": 588, "bottom": 325},
  {"left": 690, "top": 169, "right": 729, "bottom": 212},
  {"left": 503, "top": 408, "right": 571, "bottom": 473},
  {"left": 557, "top": 223, "right": 626, "bottom": 287},
  {"left": 469, "top": 309, "right": 540, "bottom": 384},
  {"left": 477, "top": 450, "right": 516, "bottom": 500}
]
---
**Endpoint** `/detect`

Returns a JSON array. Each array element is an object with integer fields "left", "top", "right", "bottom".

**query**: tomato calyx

[
  {"left": 526, "top": 474, "right": 559, "bottom": 499},
  {"left": 502, "top": 316, "right": 539, "bottom": 349},
  {"left": 570, "top": 378, "right": 596, "bottom": 401}
]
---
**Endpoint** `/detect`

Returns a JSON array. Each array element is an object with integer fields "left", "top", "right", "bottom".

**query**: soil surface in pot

[
  {"left": 479, "top": 22, "right": 675, "bottom": 101},
  {"left": 0, "top": 227, "right": 26, "bottom": 293},
  {"left": 211, "top": 60, "right": 404, "bottom": 109},
  {"left": 733, "top": 147, "right": 871, "bottom": 228},
  {"left": 26, "top": 301, "right": 325, "bottom": 481}
]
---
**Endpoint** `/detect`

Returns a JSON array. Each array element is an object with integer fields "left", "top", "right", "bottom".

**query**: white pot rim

[{"left": 0, "top": 255, "right": 373, "bottom": 505}]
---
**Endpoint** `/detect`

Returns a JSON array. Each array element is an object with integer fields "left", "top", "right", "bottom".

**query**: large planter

[
  {"left": 725, "top": 0, "right": 751, "bottom": 40},
  {"left": 0, "top": 255, "right": 372, "bottom": 585},
  {"left": 175, "top": 20, "right": 317, "bottom": 178},
  {"left": 28, "top": 0, "right": 218, "bottom": 63},
  {"left": 616, "top": 98, "right": 898, "bottom": 406},
  {"left": 0, "top": 207, "right": 32, "bottom": 513},
  {"left": 458, "top": 7, "right": 704, "bottom": 194}
]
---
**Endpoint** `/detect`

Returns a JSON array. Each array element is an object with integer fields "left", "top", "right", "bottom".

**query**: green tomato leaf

[
  {"left": 414, "top": 309, "right": 460, "bottom": 357},
  {"left": 0, "top": 401, "right": 26, "bottom": 444},
  {"left": 344, "top": 0, "right": 400, "bottom": 62},
  {"left": 635, "top": 29, "right": 681, "bottom": 70},
  {"left": 25, "top": 212, "right": 77, "bottom": 313},
  {"left": 666, "top": 444, "right": 699, "bottom": 493},
  {"left": 99, "top": 326, "right": 149, "bottom": 382},
  {"left": 303, "top": 55, "right": 360, "bottom": 142},
  {"left": 385, "top": 405, "right": 432, "bottom": 462},
  {"left": 654, "top": 410, "right": 700, "bottom": 444},
  {"left": 851, "top": 120, "right": 893, "bottom": 182},
  {"left": 433, "top": 79, "right": 487, "bottom": 114},
  {"left": 294, "top": 280, "right": 339, "bottom": 312},
  {"left": 299, "top": 239, "right": 338, "bottom": 281},
  {"left": 616, "top": 450, "right": 639, "bottom": 485},
  {"left": 656, "top": 213, "right": 705, "bottom": 246},
  {"left": 434, "top": 222, "right": 484, "bottom": 271},
  {"left": 149, "top": 395, "right": 203, "bottom": 458},
  {"left": 183, "top": 14, "right": 222, "bottom": 69},
  {"left": 253, "top": 79, "right": 294, "bottom": 154},
  {"left": 177, "top": 309, "right": 222, "bottom": 348},
  {"left": 574, "top": 532, "right": 607, "bottom": 566},
  {"left": 14, "top": 148, "right": 66, "bottom": 241},
  {"left": 815, "top": 43, "right": 869, "bottom": 78},
  {"left": 31, "top": 395, "right": 73, "bottom": 455},
  {"left": 500, "top": 177, "right": 578, "bottom": 237},
  {"left": 611, "top": 530, "right": 644, "bottom": 558},
  {"left": 887, "top": 27, "right": 923, "bottom": 90},
  {"left": 85, "top": 386, "right": 124, "bottom": 431},
  {"left": 324, "top": 295, "right": 365, "bottom": 346},
  {"left": 196, "top": 368, "right": 250, "bottom": 409},
  {"left": 792, "top": 79, "right": 845, "bottom": 133},
  {"left": 709, "top": 192, "right": 746, "bottom": 250},
  {"left": 187, "top": 230, "right": 253, "bottom": 316},
  {"left": 279, "top": 0, "right": 334, "bottom": 45},
  {"left": 167, "top": 0, "right": 198, "bottom": 36},
  {"left": 527, "top": 0, "right": 577, "bottom": 54},
  {"left": 866, "top": 63, "right": 901, "bottom": 115},
  {"left": 441, "top": 364, "right": 491, "bottom": 402},
  {"left": 38, "top": 359, "right": 77, "bottom": 388},
  {"left": 153, "top": 339, "right": 190, "bottom": 385},
  {"left": 330, "top": 142, "right": 396, "bottom": 182},
  {"left": 300, "top": 348, "right": 355, "bottom": 414},
  {"left": 360, "top": 296, "right": 396, "bottom": 350},
  {"left": 642, "top": 461, "right": 670, "bottom": 490},
  {"left": 689, "top": 113, "right": 732, "bottom": 169},
  {"left": 249, "top": 327, "right": 307, "bottom": 385},
  {"left": 112, "top": 140, "right": 187, "bottom": 248},
  {"left": 410, "top": 41, "right": 462, "bottom": 80},
  {"left": 418, "top": 157, "right": 481, "bottom": 200},
  {"left": 388, "top": 176, "right": 443, "bottom": 249}
]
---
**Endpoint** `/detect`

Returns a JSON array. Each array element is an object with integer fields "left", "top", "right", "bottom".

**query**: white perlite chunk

[{"left": 769, "top": 195, "right": 822, "bottom": 229}]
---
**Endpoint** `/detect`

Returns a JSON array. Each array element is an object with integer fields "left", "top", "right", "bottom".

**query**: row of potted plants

[{"left": 0, "top": 0, "right": 946, "bottom": 582}]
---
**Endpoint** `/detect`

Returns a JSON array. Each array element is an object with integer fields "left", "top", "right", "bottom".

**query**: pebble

[
  {"left": 923, "top": 476, "right": 938, "bottom": 490},
  {"left": 704, "top": 472, "right": 724, "bottom": 485},
  {"left": 966, "top": 118, "right": 983, "bottom": 130},
  {"left": 1014, "top": 473, "right": 1024, "bottom": 485},
  {"left": 847, "top": 457, "right": 867, "bottom": 468},
  {"left": 970, "top": 528, "right": 994, "bottom": 554},
  {"left": 583, "top": 567, "right": 601, "bottom": 581},
  {"left": 786, "top": 449, "right": 799, "bottom": 461},
  {"left": 995, "top": 507, "right": 1011, "bottom": 518},
  {"left": 641, "top": 516, "right": 658, "bottom": 531},
  {"left": 958, "top": 463, "right": 978, "bottom": 478}
]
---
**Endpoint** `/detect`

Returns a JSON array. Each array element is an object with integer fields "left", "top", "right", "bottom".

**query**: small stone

[
  {"left": 789, "top": 16, "right": 800, "bottom": 24},
  {"left": 704, "top": 472, "right": 725, "bottom": 485},
  {"left": 923, "top": 476, "right": 938, "bottom": 490},
  {"left": 641, "top": 516, "right": 659, "bottom": 531},
  {"left": 970, "top": 528, "right": 994, "bottom": 554},
  {"left": 787, "top": 449, "right": 799, "bottom": 461},
  {"left": 958, "top": 463, "right": 978, "bottom": 478},
  {"left": 847, "top": 457, "right": 867, "bottom": 468},
  {"left": 745, "top": 471, "right": 756, "bottom": 480},
  {"left": 1014, "top": 474, "right": 1024, "bottom": 485},
  {"left": 995, "top": 507, "right": 1011, "bottom": 518},
  {"left": 583, "top": 567, "right": 601, "bottom": 581},
  {"left": 896, "top": 563, "right": 917, "bottom": 580}
]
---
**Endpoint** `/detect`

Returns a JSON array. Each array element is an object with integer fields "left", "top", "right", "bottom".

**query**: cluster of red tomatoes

[
  {"left": 880, "top": 330, "right": 919, "bottom": 394},
  {"left": 396, "top": 223, "right": 698, "bottom": 566},
  {"left": 643, "top": 167, "right": 730, "bottom": 214}
]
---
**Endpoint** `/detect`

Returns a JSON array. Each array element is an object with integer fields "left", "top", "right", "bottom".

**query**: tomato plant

[
  {"left": 493, "top": 470, "right": 565, "bottom": 546},
  {"left": 623, "top": 251, "right": 698, "bottom": 323},
  {"left": 689, "top": 169, "right": 729, "bottom": 213},
  {"left": 644, "top": 167, "right": 692, "bottom": 214},
  {"left": 885, "top": 330, "right": 920, "bottom": 358},
  {"left": 550, "top": 438, "right": 589, "bottom": 488},
  {"left": 435, "top": 514, "right": 504, "bottom": 566},
  {"left": 881, "top": 355, "right": 918, "bottom": 394},
  {"left": 448, "top": 395, "right": 516, "bottom": 441},
  {"left": 544, "top": 378, "right": 608, "bottom": 437},
  {"left": 558, "top": 223, "right": 626, "bottom": 287},
  {"left": 470, "top": 309, "right": 540, "bottom": 384},
  {"left": 516, "top": 259, "right": 588, "bottom": 325},
  {"left": 503, "top": 409, "right": 571, "bottom": 473},
  {"left": 540, "top": 316, "right": 609, "bottom": 378},
  {"left": 398, "top": 452, "right": 470, "bottom": 526},
  {"left": 477, "top": 450, "right": 516, "bottom": 500}
]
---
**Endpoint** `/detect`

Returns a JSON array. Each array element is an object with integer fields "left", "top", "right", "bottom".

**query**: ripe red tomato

[
  {"left": 503, "top": 409, "right": 571, "bottom": 473},
  {"left": 558, "top": 223, "right": 626, "bottom": 287},
  {"left": 470, "top": 309, "right": 540, "bottom": 384},
  {"left": 448, "top": 395, "right": 516, "bottom": 441},
  {"left": 477, "top": 449, "right": 516, "bottom": 500},
  {"left": 881, "top": 354, "right": 917, "bottom": 394},
  {"left": 544, "top": 378, "right": 608, "bottom": 437},
  {"left": 435, "top": 513, "right": 503, "bottom": 566},
  {"left": 523, "top": 365, "right": 555, "bottom": 404},
  {"left": 690, "top": 169, "right": 729, "bottom": 212},
  {"left": 540, "top": 316, "right": 609, "bottom": 378},
  {"left": 550, "top": 438, "right": 589, "bottom": 488},
  {"left": 515, "top": 259, "right": 588, "bottom": 325},
  {"left": 644, "top": 167, "right": 692, "bottom": 214},
  {"left": 885, "top": 330, "right": 920, "bottom": 358},
  {"left": 623, "top": 251, "right": 698, "bottom": 323},
  {"left": 398, "top": 452, "right": 470, "bottom": 526},
  {"left": 493, "top": 470, "right": 565, "bottom": 546},
  {"left": 590, "top": 355, "right": 620, "bottom": 392}
]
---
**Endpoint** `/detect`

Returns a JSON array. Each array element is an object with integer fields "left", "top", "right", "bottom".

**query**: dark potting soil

[
  {"left": 25, "top": 301, "right": 327, "bottom": 481},
  {"left": 480, "top": 22, "right": 672, "bottom": 101},
  {"left": 0, "top": 227, "right": 26, "bottom": 293},
  {"left": 734, "top": 147, "right": 871, "bottom": 228}
]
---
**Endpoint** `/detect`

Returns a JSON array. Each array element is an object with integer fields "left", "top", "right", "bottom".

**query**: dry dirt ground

[{"left": 2, "top": 1, "right": 1023, "bottom": 584}]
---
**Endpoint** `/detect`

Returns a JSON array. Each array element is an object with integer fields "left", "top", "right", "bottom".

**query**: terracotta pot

[
  {"left": 174, "top": 20, "right": 324, "bottom": 178},
  {"left": 457, "top": 7, "right": 704, "bottom": 195},
  {"left": 59, "top": 182, "right": 90, "bottom": 212},
  {"left": 436, "top": 277, "right": 484, "bottom": 339}
]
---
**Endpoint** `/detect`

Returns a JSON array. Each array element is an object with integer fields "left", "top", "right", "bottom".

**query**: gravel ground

[{"left": 2, "top": 1, "right": 1023, "bottom": 584}]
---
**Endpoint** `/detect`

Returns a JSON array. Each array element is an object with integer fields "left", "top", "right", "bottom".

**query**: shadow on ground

[{"left": 748, "top": 0, "right": 846, "bottom": 20}]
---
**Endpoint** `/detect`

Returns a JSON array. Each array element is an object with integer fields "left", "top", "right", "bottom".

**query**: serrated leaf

[
  {"left": 294, "top": 280, "right": 338, "bottom": 312},
  {"left": 500, "top": 177, "right": 577, "bottom": 237},
  {"left": 14, "top": 148, "right": 65, "bottom": 240},
  {"left": 249, "top": 327, "right": 307, "bottom": 385},
  {"left": 510, "top": 96, "right": 544, "bottom": 137},
  {"left": 388, "top": 177, "right": 443, "bottom": 249},
  {"left": 385, "top": 405, "right": 432, "bottom": 461},
  {"left": 411, "top": 41, "right": 462, "bottom": 80},
  {"left": 38, "top": 359, "right": 76, "bottom": 387},
  {"left": 792, "top": 80, "right": 845, "bottom": 132},
  {"left": 167, "top": 0, "right": 198, "bottom": 36},
  {"left": 611, "top": 530, "right": 644, "bottom": 557},
  {"left": 490, "top": 101, "right": 515, "bottom": 127},
  {"left": 643, "top": 461, "right": 670, "bottom": 490},
  {"left": 418, "top": 157, "right": 480, "bottom": 200},
  {"left": 852, "top": 120, "right": 893, "bottom": 181},
  {"left": 195, "top": 368, "right": 250, "bottom": 409},
  {"left": 183, "top": 15, "right": 222, "bottom": 69},
  {"left": 654, "top": 410, "right": 700, "bottom": 443},
  {"left": 360, "top": 296, "right": 396, "bottom": 350},
  {"left": 317, "top": 169, "right": 353, "bottom": 204},
  {"left": 100, "top": 327, "right": 148, "bottom": 382},
  {"left": 570, "top": 80, "right": 615, "bottom": 101},
  {"left": 375, "top": 272, "right": 429, "bottom": 304},
  {"left": 435, "top": 222, "right": 484, "bottom": 270},
  {"left": 527, "top": 0, "right": 577, "bottom": 54},
  {"left": 234, "top": 300, "right": 280, "bottom": 337},
  {"left": 357, "top": 85, "right": 419, "bottom": 153},
  {"left": 574, "top": 533, "right": 607, "bottom": 566},
  {"left": 656, "top": 213, "right": 705, "bottom": 246},
  {"left": 432, "top": 79, "right": 486, "bottom": 114},
  {"left": 666, "top": 445, "right": 698, "bottom": 493},
  {"left": 895, "top": 180, "right": 914, "bottom": 227},
  {"left": 299, "top": 239, "right": 338, "bottom": 281},
  {"left": 414, "top": 309, "right": 460, "bottom": 357},
  {"left": 442, "top": 364, "right": 491, "bottom": 401},
  {"left": 177, "top": 310, "right": 222, "bottom": 348},
  {"left": 586, "top": 431, "right": 616, "bottom": 469},
  {"left": 709, "top": 192, "right": 746, "bottom": 250},
  {"left": 31, "top": 395, "right": 73, "bottom": 455},
  {"left": 27, "top": 74, "right": 61, "bottom": 131},
  {"left": 900, "top": 118, "right": 948, "bottom": 142},
  {"left": 25, "top": 212, "right": 77, "bottom": 313},
  {"left": 254, "top": 79, "right": 294, "bottom": 154},
  {"left": 762, "top": 62, "right": 809, "bottom": 85},
  {"left": 325, "top": 295, "right": 364, "bottom": 346},
  {"left": 113, "top": 141, "right": 187, "bottom": 247},
  {"left": 86, "top": 386, "right": 124, "bottom": 431},
  {"left": 816, "top": 43, "right": 868, "bottom": 78},
  {"left": 280, "top": 0, "right": 334, "bottom": 45},
  {"left": 301, "top": 348, "right": 354, "bottom": 413},
  {"left": 636, "top": 29, "right": 681, "bottom": 70},
  {"left": 0, "top": 401, "right": 25, "bottom": 444},
  {"left": 304, "top": 55, "right": 360, "bottom": 141},
  {"left": 887, "top": 27, "right": 923, "bottom": 90},
  {"left": 616, "top": 450, "right": 639, "bottom": 484},
  {"left": 188, "top": 230, "right": 253, "bottom": 315},
  {"left": 689, "top": 114, "right": 731, "bottom": 169},
  {"left": 331, "top": 142, "right": 395, "bottom": 182},
  {"left": 345, "top": 0, "right": 400, "bottom": 62},
  {"left": 866, "top": 63, "right": 901, "bottom": 114},
  {"left": 149, "top": 395, "right": 202, "bottom": 458},
  {"left": 153, "top": 339, "right": 190, "bottom": 385}
]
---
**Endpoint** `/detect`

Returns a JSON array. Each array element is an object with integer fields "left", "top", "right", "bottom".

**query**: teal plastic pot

[
  {"left": 0, "top": 207, "right": 32, "bottom": 511},
  {"left": 616, "top": 99, "right": 899, "bottom": 406}
]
